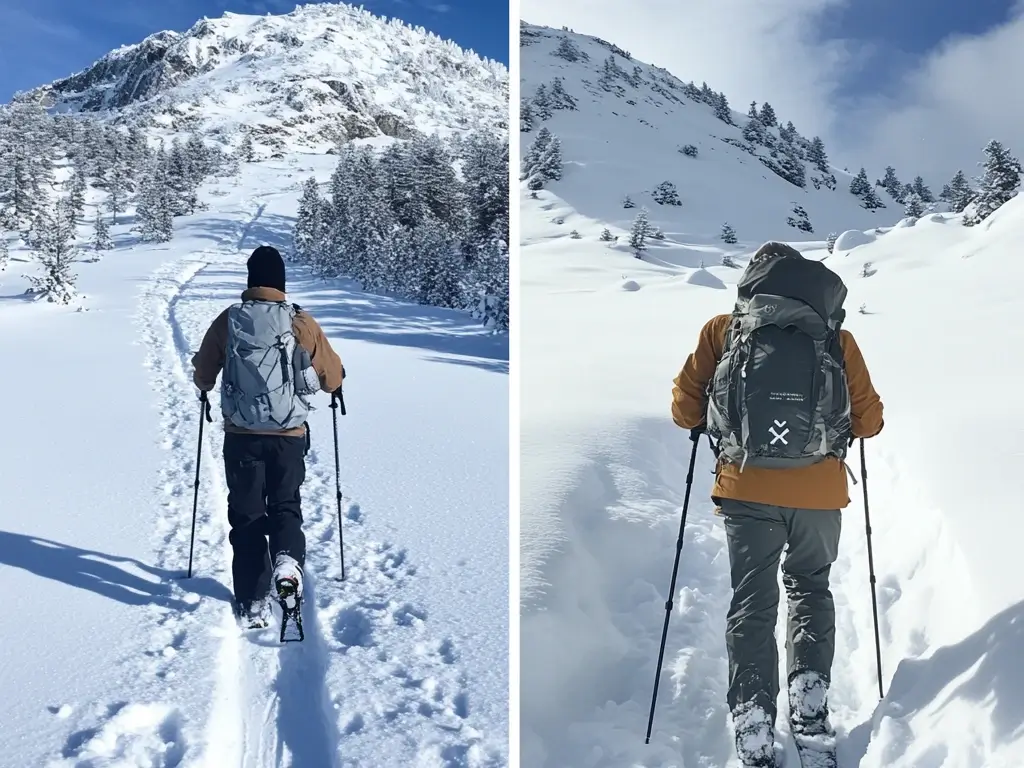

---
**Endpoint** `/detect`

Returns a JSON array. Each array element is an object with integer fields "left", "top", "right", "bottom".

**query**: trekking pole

[
  {"left": 187, "top": 392, "right": 213, "bottom": 579},
  {"left": 645, "top": 427, "right": 702, "bottom": 744},
  {"left": 330, "top": 390, "right": 347, "bottom": 581},
  {"left": 860, "top": 438, "right": 884, "bottom": 699}
]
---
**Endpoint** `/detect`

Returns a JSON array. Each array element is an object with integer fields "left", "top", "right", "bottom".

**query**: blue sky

[
  {"left": 818, "top": 0, "right": 1018, "bottom": 101},
  {"left": 0, "top": 0, "right": 507, "bottom": 101}
]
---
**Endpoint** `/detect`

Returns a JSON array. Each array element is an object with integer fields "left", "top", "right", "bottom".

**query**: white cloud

[{"left": 520, "top": 0, "right": 1024, "bottom": 187}]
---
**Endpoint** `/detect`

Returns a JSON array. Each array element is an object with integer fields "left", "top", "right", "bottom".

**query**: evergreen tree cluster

[
  {"left": 522, "top": 77, "right": 579, "bottom": 132},
  {"left": 290, "top": 131, "right": 509, "bottom": 330},
  {"left": 849, "top": 168, "right": 885, "bottom": 210},
  {"left": 963, "top": 139, "right": 1022, "bottom": 226},
  {"left": 521, "top": 127, "right": 562, "bottom": 190}
]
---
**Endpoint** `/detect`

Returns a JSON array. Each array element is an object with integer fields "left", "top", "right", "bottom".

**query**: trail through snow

[{"left": 0, "top": 169, "right": 507, "bottom": 767}]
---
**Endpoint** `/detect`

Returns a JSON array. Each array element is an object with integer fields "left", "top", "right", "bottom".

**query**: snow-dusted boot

[
  {"left": 273, "top": 554, "right": 304, "bottom": 642},
  {"left": 732, "top": 701, "right": 778, "bottom": 767},
  {"left": 788, "top": 671, "right": 837, "bottom": 767},
  {"left": 234, "top": 595, "right": 272, "bottom": 630},
  {"left": 788, "top": 671, "right": 834, "bottom": 737}
]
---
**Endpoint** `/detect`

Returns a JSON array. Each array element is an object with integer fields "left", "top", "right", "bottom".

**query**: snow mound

[
  {"left": 895, "top": 217, "right": 918, "bottom": 228},
  {"left": 620, "top": 279, "right": 641, "bottom": 291},
  {"left": 686, "top": 267, "right": 726, "bottom": 289},
  {"left": 834, "top": 229, "right": 876, "bottom": 252}
]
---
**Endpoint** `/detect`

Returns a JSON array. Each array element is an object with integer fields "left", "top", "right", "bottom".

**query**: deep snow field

[
  {"left": 0, "top": 155, "right": 509, "bottom": 768},
  {"left": 520, "top": 108, "right": 1024, "bottom": 768}
]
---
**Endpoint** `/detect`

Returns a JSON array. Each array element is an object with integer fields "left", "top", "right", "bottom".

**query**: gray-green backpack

[
  {"left": 221, "top": 300, "right": 320, "bottom": 431},
  {"left": 706, "top": 246, "right": 852, "bottom": 470}
]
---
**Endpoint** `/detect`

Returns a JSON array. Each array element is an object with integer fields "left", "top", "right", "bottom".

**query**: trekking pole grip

[{"left": 332, "top": 389, "right": 347, "bottom": 416}]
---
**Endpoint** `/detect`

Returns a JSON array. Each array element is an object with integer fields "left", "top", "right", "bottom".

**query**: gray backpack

[
  {"left": 221, "top": 300, "right": 320, "bottom": 431},
  {"left": 706, "top": 247, "right": 852, "bottom": 470}
]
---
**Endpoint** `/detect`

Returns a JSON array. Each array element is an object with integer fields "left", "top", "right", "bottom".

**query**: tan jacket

[
  {"left": 192, "top": 287, "right": 345, "bottom": 437},
  {"left": 671, "top": 313, "right": 884, "bottom": 510}
]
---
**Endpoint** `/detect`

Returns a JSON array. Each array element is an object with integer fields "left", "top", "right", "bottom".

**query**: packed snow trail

[
  {"left": 0, "top": 169, "right": 508, "bottom": 767},
  {"left": 520, "top": 177, "right": 1024, "bottom": 766}
]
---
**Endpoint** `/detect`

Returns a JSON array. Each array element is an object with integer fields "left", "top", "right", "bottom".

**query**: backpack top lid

[{"left": 736, "top": 241, "right": 848, "bottom": 326}]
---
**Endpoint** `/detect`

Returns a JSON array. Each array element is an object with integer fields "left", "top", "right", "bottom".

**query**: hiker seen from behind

[
  {"left": 192, "top": 245, "right": 345, "bottom": 639},
  {"left": 671, "top": 241, "right": 884, "bottom": 767}
]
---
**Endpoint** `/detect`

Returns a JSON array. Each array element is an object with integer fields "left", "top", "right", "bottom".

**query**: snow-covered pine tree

[
  {"left": 786, "top": 204, "right": 813, "bottom": 233},
  {"left": 292, "top": 177, "right": 325, "bottom": 264},
  {"left": 237, "top": 132, "right": 255, "bottom": 163},
  {"left": 721, "top": 252, "right": 737, "bottom": 268},
  {"left": 807, "top": 137, "right": 830, "bottom": 175},
  {"left": 680, "top": 144, "right": 698, "bottom": 157},
  {"left": 878, "top": 166, "right": 903, "bottom": 200},
  {"left": 553, "top": 35, "right": 584, "bottom": 62},
  {"left": 900, "top": 182, "right": 915, "bottom": 203},
  {"left": 0, "top": 232, "right": 7, "bottom": 271},
  {"left": 826, "top": 232, "right": 838, "bottom": 253},
  {"left": 628, "top": 208, "right": 650, "bottom": 257},
  {"left": 134, "top": 146, "right": 175, "bottom": 243},
  {"left": 600, "top": 228, "right": 614, "bottom": 242},
  {"left": 652, "top": 180, "right": 681, "bottom": 206},
  {"left": 742, "top": 116, "right": 767, "bottom": 145},
  {"left": 912, "top": 175, "right": 934, "bottom": 203},
  {"left": 964, "top": 139, "right": 1022, "bottom": 226},
  {"left": 849, "top": 168, "right": 872, "bottom": 196},
  {"left": 720, "top": 222, "right": 737, "bottom": 244},
  {"left": 861, "top": 184, "right": 886, "bottom": 210},
  {"left": 549, "top": 78, "right": 577, "bottom": 111},
  {"left": 28, "top": 198, "right": 79, "bottom": 304},
  {"left": 904, "top": 192, "right": 924, "bottom": 219},
  {"left": 92, "top": 209, "right": 113, "bottom": 254},
  {"left": 521, "top": 127, "right": 552, "bottom": 180},
  {"left": 520, "top": 98, "right": 535, "bottom": 132},
  {"left": 623, "top": 195, "right": 635, "bottom": 209},
  {"left": 414, "top": 214, "right": 463, "bottom": 308},
  {"left": 760, "top": 102, "right": 777, "bottom": 126},
  {"left": 946, "top": 169, "right": 974, "bottom": 213},
  {"left": 532, "top": 83, "right": 552, "bottom": 121},
  {"left": 714, "top": 92, "right": 733, "bottom": 124},
  {"left": 68, "top": 165, "right": 88, "bottom": 226},
  {"left": 747, "top": 101, "right": 759, "bottom": 120}
]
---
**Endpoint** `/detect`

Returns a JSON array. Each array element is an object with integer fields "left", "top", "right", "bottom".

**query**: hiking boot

[
  {"left": 273, "top": 554, "right": 303, "bottom": 609},
  {"left": 234, "top": 595, "right": 271, "bottom": 630},
  {"left": 732, "top": 701, "right": 778, "bottom": 767},
  {"left": 788, "top": 670, "right": 835, "bottom": 738}
]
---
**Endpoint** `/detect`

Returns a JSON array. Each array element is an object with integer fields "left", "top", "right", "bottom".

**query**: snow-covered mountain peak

[
  {"left": 21, "top": 3, "right": 507, "bottom": 155},
  {"left": 520, "top": 21, "right": 934, "bottom": 246}
]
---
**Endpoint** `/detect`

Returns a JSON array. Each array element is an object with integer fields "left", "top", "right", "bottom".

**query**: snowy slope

[
  {"left": 27, "top": 3, "right": 507, "bottom": 155},
  {"left": 519, "top": 22, "right": 918, "bottom": 250},
  {"left": 520, "top": 27, "right": 1024, "bottom": 765},
  {"left": 0, "top": 155, "right": 508, "bottom": 767}
]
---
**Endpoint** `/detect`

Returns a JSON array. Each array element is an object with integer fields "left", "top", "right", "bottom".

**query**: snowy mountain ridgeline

[
  {"left": 31, "top": 3, "right": 508, "bottom": 152},
  {"left": 519, "top": 21, "right": 1017, "bottom": 257},
  {"left": 1, "top": 2, "right": 509, "bottom": 329}
]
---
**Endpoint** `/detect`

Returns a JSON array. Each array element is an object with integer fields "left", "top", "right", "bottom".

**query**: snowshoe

[
  {"left": 732, "top": 701, "right": 779, "bottom": 767},
  {"left": 273, "top": 554, "right": 304, "bottom": 643},
  {"left": 234, "top": 595, "right": 272, "bottom": 630},
  {"left": 788, "top": 671, "right": 837, "bottom": 768}
]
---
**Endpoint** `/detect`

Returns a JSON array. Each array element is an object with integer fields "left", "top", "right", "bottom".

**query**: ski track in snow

[{"left": 48, "top": 200, "right": 501, "bottom": 768}]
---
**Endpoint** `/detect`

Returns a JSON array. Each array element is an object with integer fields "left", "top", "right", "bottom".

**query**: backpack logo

[{"left": 768, "top": 419, "right": 789, "bottom": 445}]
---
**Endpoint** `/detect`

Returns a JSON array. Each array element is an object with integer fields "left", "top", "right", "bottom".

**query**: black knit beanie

[{"left": 247, "top": 245, "right": 286, "bottom": 292}]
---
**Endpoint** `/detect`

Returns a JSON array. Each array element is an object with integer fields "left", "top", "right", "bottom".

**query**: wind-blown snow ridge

[{"left": 26, "top": 3, "right": 507, "bottom": 154}]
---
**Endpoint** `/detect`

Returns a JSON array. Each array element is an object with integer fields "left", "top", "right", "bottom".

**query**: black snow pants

[{"left": 223, "top": 431, "right": 307, "bottom": 605}]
